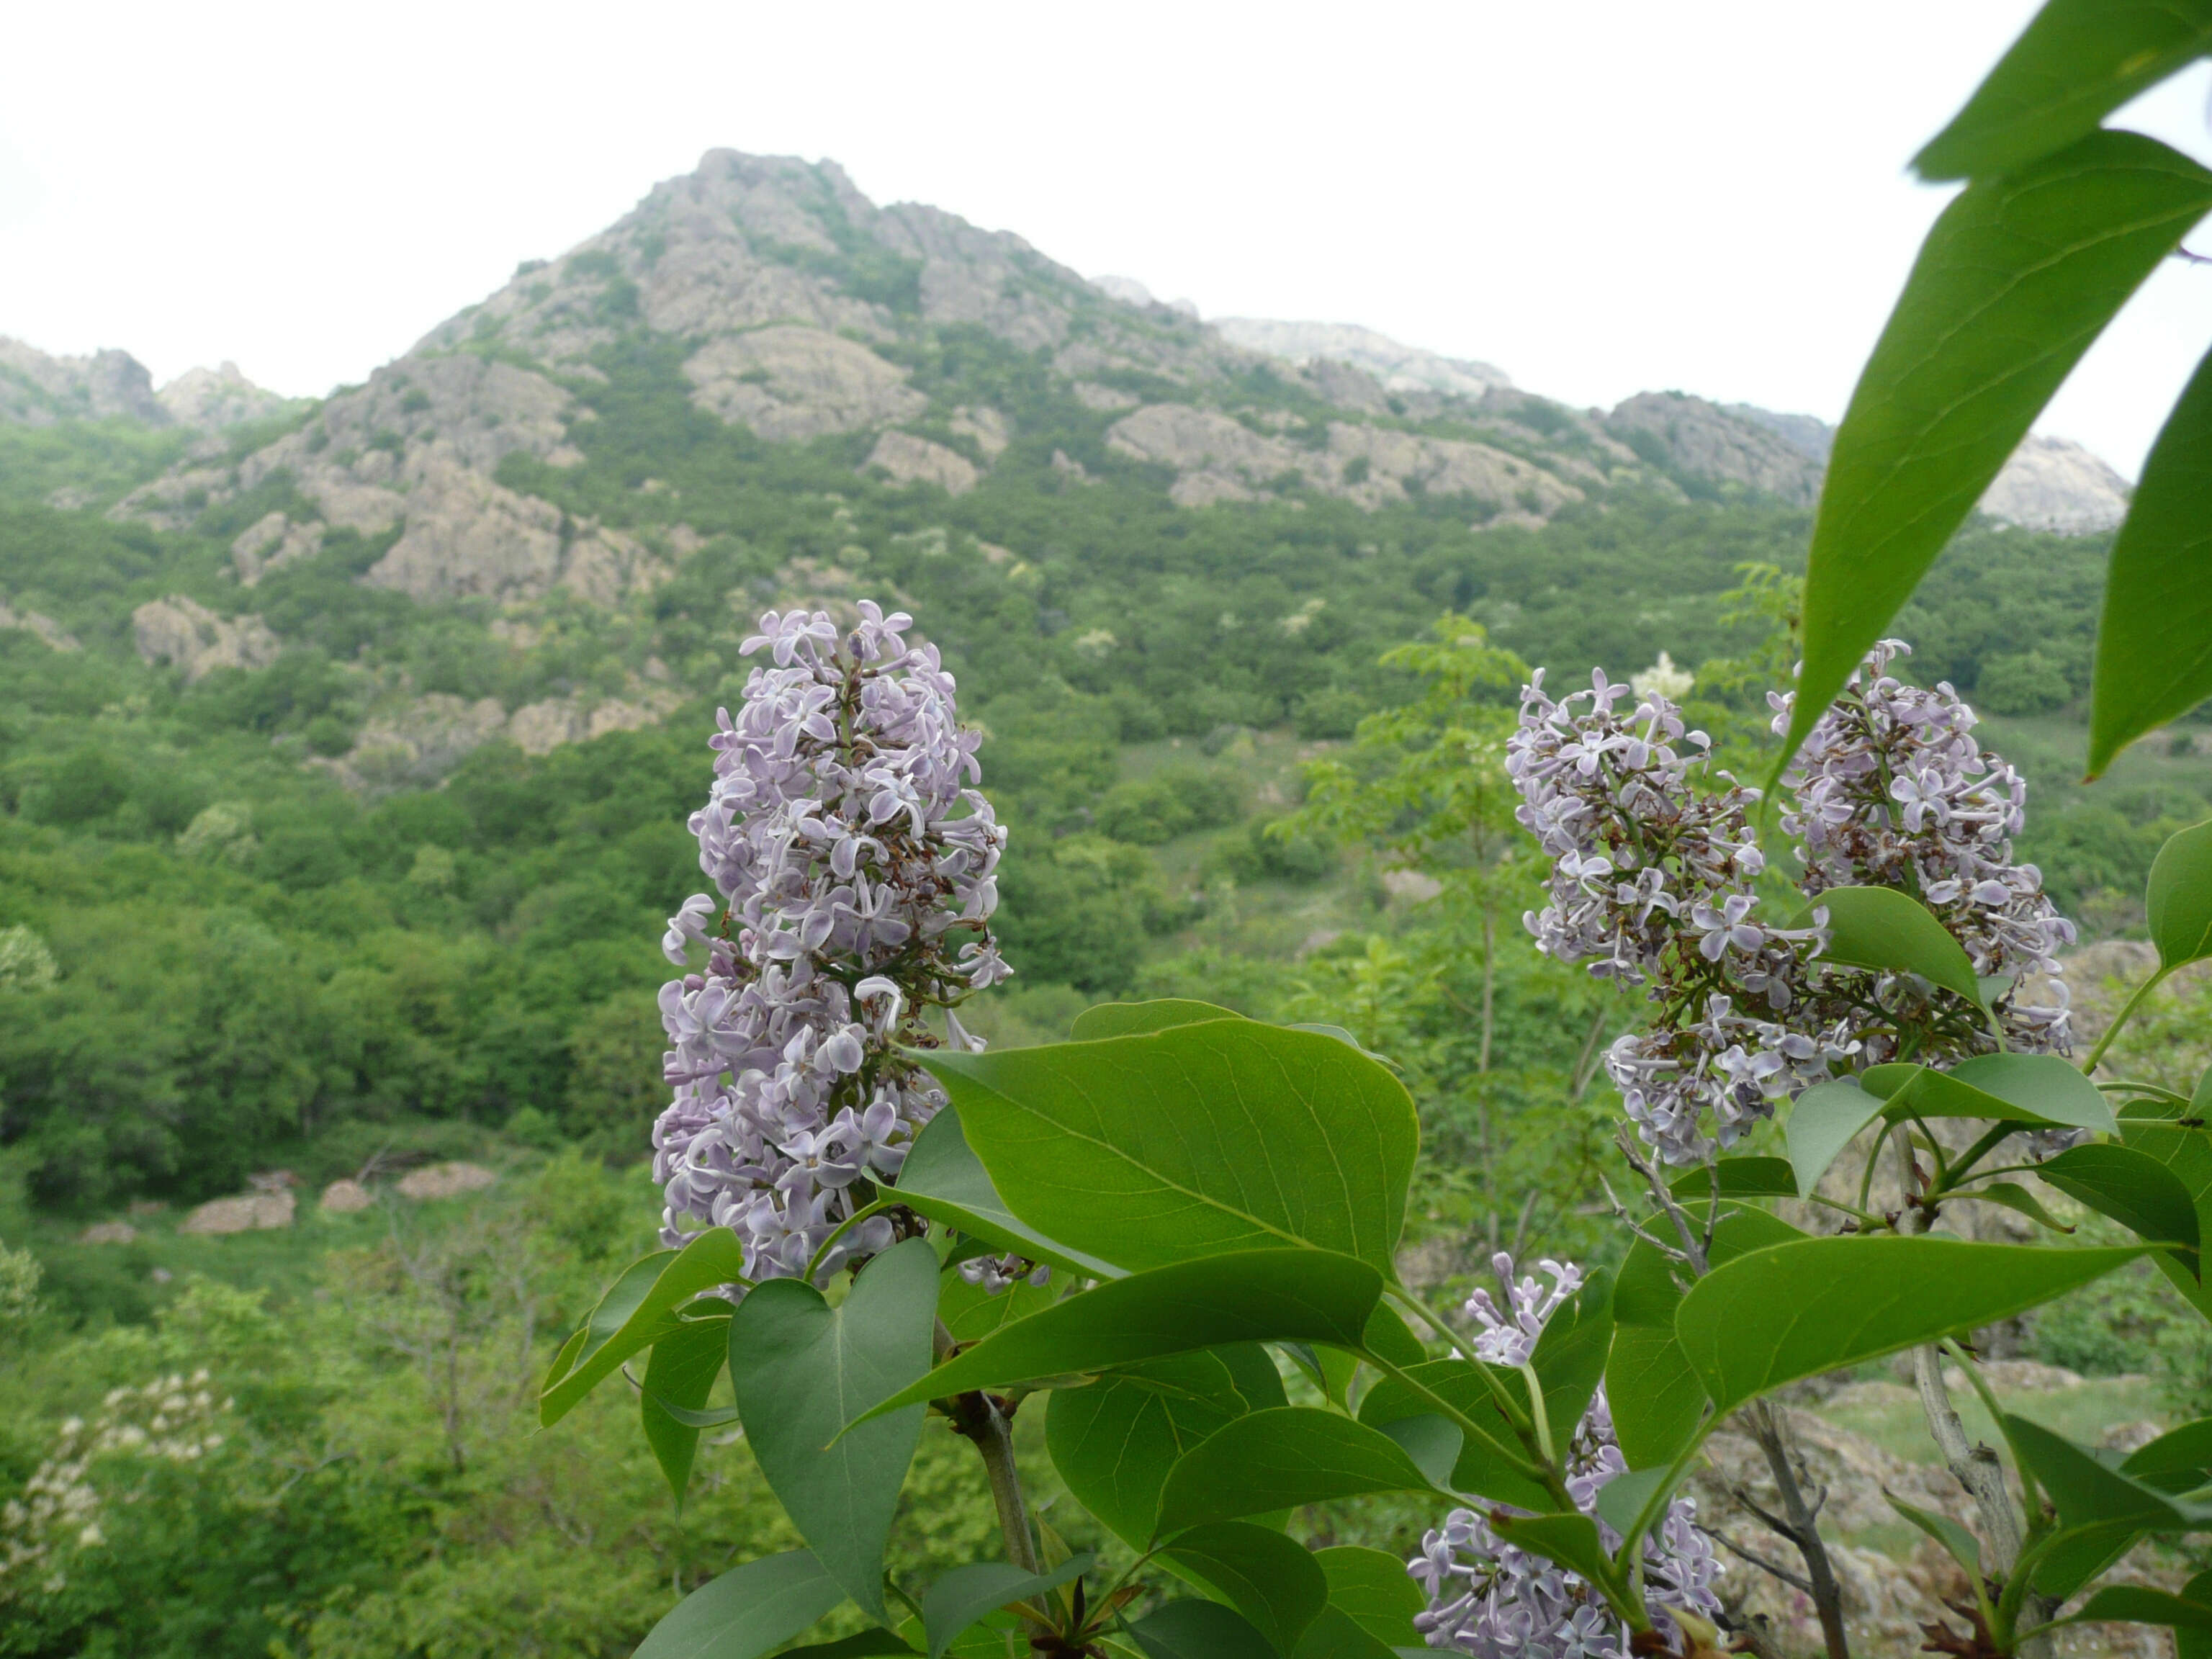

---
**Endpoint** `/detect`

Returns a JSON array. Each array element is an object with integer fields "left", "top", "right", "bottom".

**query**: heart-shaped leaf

[
  {"left": 1677, "top": 1238, "right": 2144, "bottom": 1416},
  {"left": 2123, "top": 1417, "right": 2212, "bottom": 1491},
  {"left": 729, "top": 1238, "right": 938, "bottom": 1622},
  {"left": 1593, "top": 1467, "right": 1673, "bottom": 1541},
  {"left": 1046, "top": 1346, "right": 1285, "bottom": 1549},
  {"left": 1780, "top": 132, "right": 2212, "bottom": 782},
  {"left": 853, "top": 1250, "right": 1383, "bottom": 1426},
  {"left": 1153, "top": 1408, "right": 1444, "bottom": 1536},
  {"left": 2121, "top": 1102, "right": 2212, "bottom": 1316},
  {"left": 922, "top": 1020, "right": 1418, "bottom": 1275},
  {"left": 1355, "top": 1360, "right": 1549, "bottom": 1509},
  {"left": 1966, "top": 1182, "right": 2077, "bottom": 1234},
  {"left": 2070, "top": 1586, "right": 2212, "bottom": 1632},
  {"left": 2005, "top": 1413, "right": 2207, "bottom": 1532},
  {"left": 633, "top": 1550, "right": 845, "bottom": 1659}
]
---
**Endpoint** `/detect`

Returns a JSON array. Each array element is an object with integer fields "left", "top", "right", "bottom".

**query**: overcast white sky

[{"left": 6, "top": 1, "right": 2211, "bottom": 475}]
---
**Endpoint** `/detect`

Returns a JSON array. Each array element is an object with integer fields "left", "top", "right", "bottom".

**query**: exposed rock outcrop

[
  {"left": 1210, "top": 316, "right": 1512, "bottom": 400},
  {"left": 0, "top": 336, "right": 166, "bottom": 426},
  {"left": 178, "top": 1190, "right": 295, "bottom": 1234},
  {"left": 132, "top": 595, "right": 280, "bottom": 683},
  {"left": 0, "top": 600, "right": 79, "bottom": 652},
  {"left": 230, "top": 512, "right": 325, "bottom": 584},
  {"left": 321, "top": 682, "right": 688, "bottom": 791},
  {"left": 864, "top": 430, "right": 979, "bottom": 495},
  {"left": 1606, "top": 391, "right": 1825, "bottom": 505},
  {"left": 683, "top": 325, "right": 927, "bottom": 439},
  {"left": 1981, "top": 434, "right": 2132, "bottom": 534},
  {"left": 156, "top": 361, "right": 294, "bottom": 429},
  {"left": 1106, "top": 403, "right": 1581, "bottom": 516}
]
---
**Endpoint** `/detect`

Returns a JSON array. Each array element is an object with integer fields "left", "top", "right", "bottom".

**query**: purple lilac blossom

[
  {"left": 651, "top": 603, "right": 1010, "bottom": 1285},
  {"left": 1770, "top": 639, "right": 2073, "bottom": 1057},
  {"left": 1509, "top": 645, "right": 2077, "bottom": 1166},
  {"left": 1506, "top": 669, "right": 1844, "bottom": 1164},
  {"left": 1411, "top": 1256, "right": 1721, "bottom": 1658}
]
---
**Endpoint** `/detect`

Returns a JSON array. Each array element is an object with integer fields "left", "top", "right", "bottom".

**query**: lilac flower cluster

[
  {"left": 1411, "top": 1257, "right": 1720, "bottom": 1659},
  {"left": 1506, "top": 671, "right": 1846, "bottom": 1164},
  {"left": 1772, "top": 640, "right": 2073, "bottom": 1055},
  {"left": 1509, "top": 644, "right": 2076, "bottom": 1165},
  {"left": 652, "top": 603, "right": 1010, "bottom": 1285}
]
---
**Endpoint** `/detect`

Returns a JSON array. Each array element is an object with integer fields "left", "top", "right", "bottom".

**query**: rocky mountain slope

[{"left": 1, "top": 147, "right": 2138, "bottom": 786}]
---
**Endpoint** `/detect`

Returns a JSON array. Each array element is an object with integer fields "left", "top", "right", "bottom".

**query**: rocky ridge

[{"left": 0, "top": 336, "right": 289, "bottom": 430}]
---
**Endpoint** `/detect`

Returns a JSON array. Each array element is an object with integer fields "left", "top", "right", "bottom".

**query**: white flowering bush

[
  {"left": 0, "top": 1372, "right": 229, "bottom": 1606},
  {"left": 541, "top": 603, "right": 2212, "bottom": 1659}
]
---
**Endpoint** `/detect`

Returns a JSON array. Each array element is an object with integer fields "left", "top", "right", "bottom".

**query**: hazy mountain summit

[{"left": 0, "top": 336, "right": 289, "bottom": 431}]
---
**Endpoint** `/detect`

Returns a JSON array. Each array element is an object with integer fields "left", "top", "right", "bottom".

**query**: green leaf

[
  {"left": 1377, "top": 1415, "right": 1464, "bottom": 1488},
  {"left": 1667, "top": 1157, "right": 1799, "bottom": 1200},
  {"left": 2121, "top": 1102, "right": 2212, "bottom": 1316},
  {"left": 1159, "top": 1521, "right": 1328, "bottom": 1653},
  {"left": 894, "top": 1105, "right": 1122, "bottom": 1279},
  {"left": 1291, "top": 1608, "right": 1398, "bottom": 1659},
  {"left": 1609, "top": 1207, "right": 1804, "bottom": 1468},
  {"left": 2039, "top": 1143, "right": 2202, "bottom": 1267},
  {"left": 1813, "top": 886, "right": 1984, "bottom": 1003},
  {"left": 643, "top": 1312, "right": 731, "bottom": 1509},
  {"left": 776, "top": 1634, "right": 921, "bottom": 1659},
  {"left": 1604, "top": 1324, "right": 1709, "bottom": 1472},
  {"left": 1965, "top": 1182, "right": 2077, "bottom": 1234},
  {"left": 1125, "top": 1601, "right": 1277, "bottom": 1659},
  {"left": 2072, "top": 1586, "right": 2212, "bottom": 1630},
  {"left": 728, "top": 1238, "right": 938, "bottom": 1622},
  {"left": 1070, "top": 999, "right": 1244, "bottom": 1040},
  {"left": 1677, "top": 1238, "right": 2144, "bottom": 1416},
  {"left": 1355, "top": 1360, "right": 1549, "bottom": 1510},
  {"left": 2149, "top": 820, "right": 2212, "bottom": 971},
  {"left": 1593, "top": 1467, "right": 1673, "bottom": 1541},
  {"left": 1046, "top": 1346, "right": 1285, "bottom": 1549},
  {"left": 855, "top": 1250, "right": 1383, "bottom": 1426},
  {"left": 938, "top": 1270, "right": 1059, "bottom": 1345},
  {"left": 1313, "top": 1545, "right": 1426, "bottom": 1649},
  {"left": 922, "top": 1555, "right": 1094, "bottom": 1659},
  {"left": 1781, "top": 131, "right": 2212, "bottom": 779},
  {"left": 2036, "top": 1523, "right": 2148, "bottom": 1602},
  {"left": 1865, "top": 1054, "right": 2118, "bottom": 1136},
  {"left": 2123, "top": 1417, "right": 2212, "bottom": 1491},
  {"left": 1362, "top": 1303, "right": 1428, "bottom": 1369},
  {"left": 1887, "top": 1493, "right": 1984, "bottom": 1577},
  {"left": 1154, "top": 1408, "right": 1444, "bottom": 1536},
  {"left": 1914, "top": 0, "right": 2212, "bottom": 181},
  {"left": 2005, "top": 1413, "right": 2203, "bottom": 1532},
  {"left": 2185, "top": 1571, "right": 2212, "bottom": 1659},
  {"left": 922, "top": 1020, "right": 1419, "bottom": 1274},
  {"left": 2093, "top": 348, "right": 2212, "bottom": 772},
  {"left": 1529, "top": 1269, "right": 1612, "bottom": 1444},
  {"left": 541, "top": 1229, "right": 747, "bottom": 1426},
  {"left": 633, "top": 1551, "right": 845, "bottom": 1659},
  {"left": 1488, "top": 1512, "right": 1611, "bottom": 1586},
  {"left": 1785, "top": 1079, "right": 1888, "bottom": 1198}
]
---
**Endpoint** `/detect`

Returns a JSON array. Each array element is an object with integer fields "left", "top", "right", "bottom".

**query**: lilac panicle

[
  {"left": 1506, "top": 669, "right": 1844, "bottom": 1164},
  {"left": 1509, "top": 642, "right": 2075, "bottom": 1166},
  {"left": 1411, "top": 1256, "right": 1721, "bottom": 1658},
  {"left": 651, "top": 603, "right": 1010, "bottom": 1285},
  {"left": 1770, "top": 639, "right": 2073, "bottom": 1056}
]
